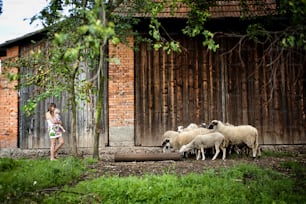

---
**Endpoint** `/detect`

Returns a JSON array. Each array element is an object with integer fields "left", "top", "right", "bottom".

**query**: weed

[
  {"left": 262, "top": 150, "right": 294, "bottom": 158},
  {"left": 0, "top": 158, "right": 18, "bottom": 171}
]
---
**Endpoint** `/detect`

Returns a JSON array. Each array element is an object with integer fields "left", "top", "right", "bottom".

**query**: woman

[{"left": 46, "top": 103, "right": 65, "bottom": 160}]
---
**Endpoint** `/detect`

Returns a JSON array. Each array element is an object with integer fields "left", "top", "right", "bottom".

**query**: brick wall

[
  {"left": 108, "top": 36, "right": 135, "bottom": 146},
  {"left": 0, "top": 46, "right": 19, "bottom": 148}
]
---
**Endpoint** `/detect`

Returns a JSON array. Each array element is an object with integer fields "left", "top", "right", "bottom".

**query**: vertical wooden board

[
  {"left": 208, "top": 51, "right": 214, "bottom": 121},
  {"left": 246, "top": 44, "right": 254, "bottom": 124},
  {"left": 289, "top": 54, "right": 297, "bottom": 144},
  {"left": 135, "top": 46, "right": 143, "bottom": 146},
  {"left": 153, "top": 50, "right": 161, "bottom": 140},
  {"left": 188, "top": 42, "right": 196, "bottom": 124},
  {"left": 254, "top": 44, "right": 263, "bottom": 143},
  {"left": 298, "top": 64, "right": 306, "bottom": 143},
  {"left": 194, "top": 42, "right": 201, "bottom": 123},
  {"left": 202, "top": 50, "right": 209, "bottom": 124},
  {"left": 144, "top": 47, "right": 151, "bottom": 145},
  {"left": 291, "top": 58, "right": 305, "bottom": 144},
  {"left": 220, "top": 44, "right": 226, "bottom": 122},
  {"left": 226, "top": 50, "right": 233, "bottom": 124},
  {"left": 197, "top": 43, "right": 203, "bottom": 122},
  {"left": 147, "top": 49, "right": 154, "bottom": 145},
  {"left": 170, "top": 52, "right": 176, "bottom": 128},
  {"left": 213, "top": 53, "right": 220, "bottom": 120},
  {"left": 265, "top": 52, "right": 276, "bottom": 144},
  {"left": 175, "top": 50, "right": 183, "bottom": 126},
  {"left": 241, "top": 50, "right": 248, "bottom": 124},
  {"left": 232, "top": 50, "right": 241, "bottom": 125},
  {"left": 161, "top": 50, "right": 168, "bottom": 131},
  {"left": 134, "top": 48, "right": 141, "bottom": 145},
  {"left": 271, "top": 53, "right": 283, "bottom": 144},
  {"left": 280, "top": 55, "right": 289, "bottom": 144}
]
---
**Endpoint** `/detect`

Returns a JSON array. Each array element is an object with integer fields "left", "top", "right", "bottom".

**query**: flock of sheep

[{"left": 161, "top": 120, "right": 261, "bottom": 160}]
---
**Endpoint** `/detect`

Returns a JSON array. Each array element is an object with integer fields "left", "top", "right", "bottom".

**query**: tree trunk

[
  {"left": 93, "top": 47, "right": 105, "bottom": 159},
  {"left": 70, "top": 79, "right": 78, "bottom": 156},
  {"left": 93, "top": 1, "right": 107, "bottom": 159}
]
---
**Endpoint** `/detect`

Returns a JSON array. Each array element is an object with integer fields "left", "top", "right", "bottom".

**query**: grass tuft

[{"left": 44, "top": 162, "right": 305, "bottom": 204}]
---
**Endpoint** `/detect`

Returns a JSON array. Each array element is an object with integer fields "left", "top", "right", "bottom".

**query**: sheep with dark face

[
  {"left": 208, "top": 120, "right": 261, "bottom": 158},
  {"left": 162, "top": 130, "right": 179, "bottom": 153},
  {"left": 179, "top": 132, "right": 227, "bottom": 160}
]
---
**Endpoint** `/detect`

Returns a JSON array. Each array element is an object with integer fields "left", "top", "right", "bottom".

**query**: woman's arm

[{"left": 46, "top": 112, "right": 60, "bottom": 124}]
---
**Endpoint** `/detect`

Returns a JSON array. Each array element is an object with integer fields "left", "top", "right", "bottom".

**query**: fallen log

[{"left": 114, "top": 153, "right": 182, "bottom": 162}]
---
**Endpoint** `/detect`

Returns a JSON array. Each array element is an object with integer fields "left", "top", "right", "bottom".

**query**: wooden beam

[{"left": 114, "top": 153, "right": 182, "bottom": 162}]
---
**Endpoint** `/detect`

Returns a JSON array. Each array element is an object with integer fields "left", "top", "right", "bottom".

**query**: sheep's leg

[
  {"left": 257, "top": 145, "right": 261, "bottom": 157},
  {"left": 221, "top": 147, "right": 226, "bottom": 160},
  {"left": 212, "top": 144, "right": 220, "bottom": 160},
  {"left": 196, "top": 149, "right": 201, "bottom": 160},
  {"left": 201, "top": 147, "right": 205, "bottom": 160},
  {"left": 252, "top": 147, "right": 257, "bottom": 158}
]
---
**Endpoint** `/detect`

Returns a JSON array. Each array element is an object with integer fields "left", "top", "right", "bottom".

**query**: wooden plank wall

[
  {"left": 18, "top": 45, "right": 107, "bottom": 149},
  {"left": 135, "top": 36, "right": 306, "bottom": 146}
]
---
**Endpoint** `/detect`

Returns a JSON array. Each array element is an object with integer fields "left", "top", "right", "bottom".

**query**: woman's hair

[{"left": 48, "top": 103, "right": 56, "bottom": 116}]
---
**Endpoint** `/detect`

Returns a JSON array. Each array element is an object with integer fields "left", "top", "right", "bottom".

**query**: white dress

[{"left": 47, "top": 118, "right": 62, "bottom": 139}]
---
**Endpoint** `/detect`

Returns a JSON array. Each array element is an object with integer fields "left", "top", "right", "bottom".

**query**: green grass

[
  {"left": 45, "top": 162, "right": 305, "bottom": 204},
  {"left": 1, "top": 157, "right": 305, "bottom": 204},
  {"left": 0, "top": 156, "right": 95, "bottom": 203}
]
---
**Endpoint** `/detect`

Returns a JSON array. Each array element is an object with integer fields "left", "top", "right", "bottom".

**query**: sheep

[
  {"left": 179, "top": 132, "right": 227, "bottom": 160},
  {"left": 177, "top": 123, "right": 199, "bottom": 132},
  {"left": 200, "top": 123, "right": 208, "bottom": 128},
  {"left": 208, "top": 120, "right": 261, "bottom": 158},
  {"left": 161, "top": 127, "right": 213, "bottom": 153},
  {"left": 161, "top": 130, "right": 179, "bottom": 153}
]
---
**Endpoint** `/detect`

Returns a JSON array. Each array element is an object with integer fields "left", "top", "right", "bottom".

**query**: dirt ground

[{"left": 85, "top": 152, "right": 306, "bottom": 178}]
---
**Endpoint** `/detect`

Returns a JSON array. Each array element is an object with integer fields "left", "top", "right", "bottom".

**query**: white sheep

[
  {"left": 179, "top": 132, "right": 227, "bottom": 160},
  {"left": 162, "top": 127, "right": 213, "bottom": 152},
  {"left": 208, "top": 120, "right": 261, "bottom": 158},
  {"left": 161, "top": 130, "right": 179, "bottom": 152},
  {"left": 177, "top": 123, "right": 199, "bottom": 132}
]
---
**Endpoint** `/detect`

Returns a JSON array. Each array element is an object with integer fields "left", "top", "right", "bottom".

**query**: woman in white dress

[{"left": 46, "top": 103, "right": 65, "bottom": 160}]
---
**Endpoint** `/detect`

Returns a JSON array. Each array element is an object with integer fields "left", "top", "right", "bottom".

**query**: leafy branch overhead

[{"left": 2, "top": 0, "right": 304, "bottom": 115}]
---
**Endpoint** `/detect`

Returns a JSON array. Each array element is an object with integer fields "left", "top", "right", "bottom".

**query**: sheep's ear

[
  {"left": 212, "top": 121, "right": 218, "bottom": 125},
  {"left": 208, "top": 123, "right": 214, "bottom": 129}
]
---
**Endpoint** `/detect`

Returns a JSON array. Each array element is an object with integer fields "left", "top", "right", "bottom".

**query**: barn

[{"left": 0, "top": 1, "right": 305, "bottom": 154}]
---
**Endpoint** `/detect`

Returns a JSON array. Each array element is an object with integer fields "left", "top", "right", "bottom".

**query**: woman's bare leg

[
  {"left": 54, "top": 136, "right": 64, "bottom": 156},
  {"left": 50, "top": 138, "right": 57, "bottom": 160}
]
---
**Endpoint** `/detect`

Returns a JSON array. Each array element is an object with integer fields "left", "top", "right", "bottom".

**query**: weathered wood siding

[
  {"left": 135, "top": 36, "right": 306, "bottom": 146},
  {"left": 18, "top": 44, "right": 108, "bottom": 149}
]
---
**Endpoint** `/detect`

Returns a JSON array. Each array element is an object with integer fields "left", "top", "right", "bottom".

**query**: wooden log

[{"left": 114, "top": 153, "right": 182, "bottom": 162}]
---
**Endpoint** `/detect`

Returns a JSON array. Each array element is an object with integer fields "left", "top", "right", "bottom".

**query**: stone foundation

[{"left": 0, "top": 145, "right": 305, "bottom": 161}]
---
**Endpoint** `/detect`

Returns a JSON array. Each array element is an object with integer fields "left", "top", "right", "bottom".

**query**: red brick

[{"left": 0, "top": 46, "right": 19, "bottom": 148}]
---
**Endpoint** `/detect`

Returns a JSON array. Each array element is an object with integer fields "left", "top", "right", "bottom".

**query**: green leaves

[
  {"left": 281, "top": 35, "right": 296, "bottom": 48},
  {"left": 202, "top": 30, "right": 219, "bottom": 52},
  {"left": 246, "top": 24, "right": 271, "bottom": 44},
  {"left": 54, "top": 33, "right": 68, "bottom": 45},
  {"left": 181, "top": 2, "right": 218, "bottom": 51}
]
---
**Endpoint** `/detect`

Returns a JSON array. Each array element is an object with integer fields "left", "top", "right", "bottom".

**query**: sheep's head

[
  {"left": 162, "top": 139, "right": 171, "bottom": 153},
  {"left": 200, "top": 123, "right": 207, "bottom": 128},
  {"left": 208, "top": 120, "right": 219, "bottom": 129},
  {"left": 177, "top": 126, "right": 184, "bottom": 132}
]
